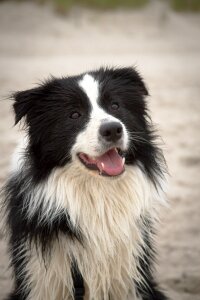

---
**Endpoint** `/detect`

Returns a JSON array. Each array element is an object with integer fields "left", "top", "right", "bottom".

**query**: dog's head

[{"left": 13, "top": 67, "right": 161, "bottom": 182}]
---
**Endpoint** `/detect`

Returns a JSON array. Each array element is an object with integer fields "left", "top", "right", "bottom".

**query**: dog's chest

[
  {"left": 27, "top": 165, "right": 152, "bottom": 300},
  {"left": 42, "top": 213, "right": 142, "bottom": 300},
  {"left": 52, "top": 169, "right": 150, "bottom": 298}
]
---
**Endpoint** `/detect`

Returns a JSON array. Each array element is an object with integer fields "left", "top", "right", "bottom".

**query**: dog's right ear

[{"left": 12, "top": 87, "right": 40, "bottom": 125}]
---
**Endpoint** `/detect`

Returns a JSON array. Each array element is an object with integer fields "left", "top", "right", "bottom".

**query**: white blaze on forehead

[
  {"left": 75, "top": 73, "right": 129, "bottom": 158},
  {"left": 79, "top": 74, "right": 99, "bottom": 108}
]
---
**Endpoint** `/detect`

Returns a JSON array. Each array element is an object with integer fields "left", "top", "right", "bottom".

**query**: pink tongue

[{"left": 96, "top": 149, "right": 124, "bottom": 176}]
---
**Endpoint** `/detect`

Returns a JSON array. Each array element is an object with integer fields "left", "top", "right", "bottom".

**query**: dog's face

[{"left": 13, "top": 67, "right": 157, "bottom": 181}]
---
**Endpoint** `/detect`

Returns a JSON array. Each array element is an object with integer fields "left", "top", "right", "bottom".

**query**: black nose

[{"left": 99, "top": 122, "right": 123, "bottom": 143}]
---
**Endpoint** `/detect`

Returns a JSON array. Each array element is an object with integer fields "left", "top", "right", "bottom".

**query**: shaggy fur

[{"left": 2, "top": 67, "right": 168, "bottom": 300}]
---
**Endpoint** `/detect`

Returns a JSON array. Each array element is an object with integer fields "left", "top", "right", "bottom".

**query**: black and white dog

[{"left": 2, "top": 67, "right": 168, "bottom": 300}]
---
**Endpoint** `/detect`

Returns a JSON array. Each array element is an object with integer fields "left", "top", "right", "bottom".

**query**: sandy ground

[{"left": 0, "top": 1, "right": 200, "bottom": 299}]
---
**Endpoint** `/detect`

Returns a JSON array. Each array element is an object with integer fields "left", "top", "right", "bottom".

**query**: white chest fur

[{"left": 23, "top": 162, "right": 162, "bottom": 300}]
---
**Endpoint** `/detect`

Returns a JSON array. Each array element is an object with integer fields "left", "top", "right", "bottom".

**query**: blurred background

[{"left": 0, "top": 0, "right": 200, "bottom": 299}]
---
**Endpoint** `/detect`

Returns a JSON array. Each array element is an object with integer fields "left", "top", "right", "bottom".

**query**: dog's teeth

[
  {"left": 99, "top": 162, "right": 104, "bottom": 175},
  {"left": 122, "top": 157, "right": 125, "bottom": 165}
]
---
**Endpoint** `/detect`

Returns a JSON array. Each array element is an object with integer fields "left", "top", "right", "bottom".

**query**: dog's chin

[{"left": 77, "top": 148, "right": 125, "bottom": 178}]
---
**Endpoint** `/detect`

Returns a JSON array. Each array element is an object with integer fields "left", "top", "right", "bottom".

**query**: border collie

[{"left": 2, "top": 67, "right": 168, "bottom": 300}]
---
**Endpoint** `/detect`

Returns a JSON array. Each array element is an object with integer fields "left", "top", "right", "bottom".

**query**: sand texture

[{"left": 0, "top": 1, "right": 200, "bottom": 299}]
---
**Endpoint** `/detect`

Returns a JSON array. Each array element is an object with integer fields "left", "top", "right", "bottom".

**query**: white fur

[
  {"left": 10, "top": 136, "right": 28, "bottom": 173},
  {"left": 79, "top": 74, "right": 99, "bottom": 108},
  {"left": 13, "top": 157, "right": 164, "bottom": 300},
  {"left": 75, "top": 74, "right": 129, "bottom": 158}
]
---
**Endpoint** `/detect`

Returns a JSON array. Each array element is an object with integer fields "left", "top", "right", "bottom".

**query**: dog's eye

[
  {"left": 111, "top": 103, "right": 119, "bottom": 110},
  {"left": 70, "top": 112, "right": 81, "bottom": 119}
]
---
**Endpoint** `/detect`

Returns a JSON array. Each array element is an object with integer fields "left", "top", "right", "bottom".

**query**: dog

[{"left": 2, "top": 67, "right": 168, "bottom": 300}]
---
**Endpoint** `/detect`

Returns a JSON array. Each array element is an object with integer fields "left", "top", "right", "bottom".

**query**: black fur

[
  {"left": 14, "top": 77, "right": 91, "bottom": 182},
  {"left": 135, "top": 218, "right": 168, "bottom": 300},
  {"left": 3, "top": 173, "right": 82, "bottom": 299},
  {"left": 2, "top": 67, "right": 168, "bottom": 300},
  {"left": 92, "top": 67, "right": 165, "bottom": 184}
]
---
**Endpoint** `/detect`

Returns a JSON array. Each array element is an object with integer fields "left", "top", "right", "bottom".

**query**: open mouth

[{"left": 78, "top": 148, "right": 125, "bottom": 177}]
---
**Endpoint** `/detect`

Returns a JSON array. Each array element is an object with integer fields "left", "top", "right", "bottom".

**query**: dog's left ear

[
  {"left": 12, "top": 87, "right": 41, "bottom": 125},
  {"left": 130, "top": 67, "right": 149, "bottom": 97},
  {"left": 113, "top": 67, "right": 149, "bottom": 97}
]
